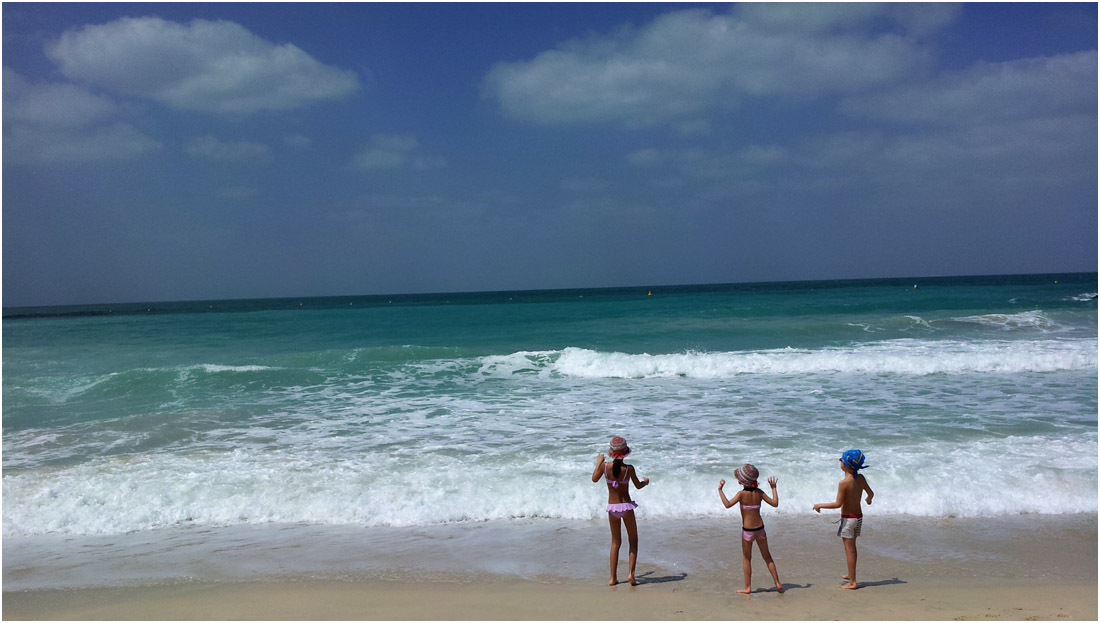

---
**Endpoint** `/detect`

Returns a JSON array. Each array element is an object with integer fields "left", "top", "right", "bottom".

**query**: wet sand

[{"left": 4, "top": 514, "right": 1096, "bottom": 620}]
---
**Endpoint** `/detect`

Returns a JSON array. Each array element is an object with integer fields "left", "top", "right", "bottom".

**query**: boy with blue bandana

[{"left": 813, "top": 449, "right": 875, "bottom": 589}]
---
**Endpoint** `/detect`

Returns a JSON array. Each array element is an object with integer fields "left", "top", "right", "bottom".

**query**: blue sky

[{"left": 3, "top": 2, "right": 1096, "bottom": 307}]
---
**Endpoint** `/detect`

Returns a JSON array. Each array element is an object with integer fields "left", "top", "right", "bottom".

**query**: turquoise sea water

[{"left": 4, "top": 273, "right": 1096, "bottom": 543}]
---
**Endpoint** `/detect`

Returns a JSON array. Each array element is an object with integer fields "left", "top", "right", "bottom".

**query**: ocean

[{"left": 3, "top": 273, "right": 1097, "bottom": 589}]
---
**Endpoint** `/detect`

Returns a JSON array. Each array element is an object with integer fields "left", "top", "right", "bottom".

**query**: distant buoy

[
  {"left": 648, "top": 291, "right": 652, "bottom": 296},
  {"left": 388, "top": 300, "right": 392, "bottom": 304}
]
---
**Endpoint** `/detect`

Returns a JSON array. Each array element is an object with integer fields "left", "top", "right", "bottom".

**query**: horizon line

[{"left": 4, "top": 269, "right": 1096, "bottom": 314}]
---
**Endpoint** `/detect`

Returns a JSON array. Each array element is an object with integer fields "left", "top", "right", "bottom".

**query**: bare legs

[
  {"left": 757, "top": 536, "right": 783, "bottom": 592},
  {"left": 736, "top": 538, "right": 753, "bottom": 593},
  {"left": 841, "top": 537, "right": 858, "bottom": 589},
  {"left": 607, "top": 512, "right": 639, "bottom": 586},
  {"left": 737, "top": 535, "right": 783, "bottom": 594}
]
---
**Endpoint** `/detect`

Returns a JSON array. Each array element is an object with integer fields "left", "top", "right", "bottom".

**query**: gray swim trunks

[{"left": 837, "top": 516, "right": 862, "bottom": 539}]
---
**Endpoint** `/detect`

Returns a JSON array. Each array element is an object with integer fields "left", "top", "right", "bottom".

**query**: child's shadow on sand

[
  {"left": 747, "top": 583, "right": 811, "bottom": 594},
  {"left": 633, "top": 571, "right": 687, "bottom": 585},
  {"left": 854, "top": 577, "right": 906, "bottom": 588}
]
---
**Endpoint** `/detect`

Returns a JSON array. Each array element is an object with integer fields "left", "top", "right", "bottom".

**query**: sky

[{"left": 3, "top": 2, "right": 1097, "bottom": 307}]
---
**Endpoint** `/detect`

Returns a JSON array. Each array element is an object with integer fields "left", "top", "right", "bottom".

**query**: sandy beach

[{"left": 5, "top": 514, "right": 1095, "bottom": 620}]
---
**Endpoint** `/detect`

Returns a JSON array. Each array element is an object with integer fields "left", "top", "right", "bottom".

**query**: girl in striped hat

[
  {"left": 591, "top": 436, "right": 650, "bottom": 586},
  {"left": 719, "top": 463, "right": 783, "bottom": 593}
]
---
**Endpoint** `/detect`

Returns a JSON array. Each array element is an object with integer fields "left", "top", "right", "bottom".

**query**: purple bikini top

[{"left": 605, "top": 464, "right": 630, "bottom": 488}]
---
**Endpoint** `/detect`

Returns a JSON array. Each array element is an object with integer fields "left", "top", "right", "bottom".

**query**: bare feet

[
  {"left": 628, "top": 575, "right": 638, "bottom": 586},
  {"left": 840, "top": 582, "right": 859, "bottom": 590},
  {"left": 841, "top": 574, "right": 850, "bottom": 580},
  {"left": 775, "top": 584, "right": 785, "bottom": 593},
  {"left": 735, "top": 587, "right": 752, "bottom": 594},
  {"left": 609, "top": 577, "right": 617, "bottom": 586}
]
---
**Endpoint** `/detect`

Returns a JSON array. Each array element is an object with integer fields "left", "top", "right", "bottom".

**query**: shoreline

[{"left": 4, "top": 513, "right": 1096, "bottom": 620}]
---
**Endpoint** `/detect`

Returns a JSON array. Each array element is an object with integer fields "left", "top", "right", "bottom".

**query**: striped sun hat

[
  {"left": 608, "top": 436, "right": 631, "bottom": 459},
  {"left": 734, "top": 463, "right": 759, "bottom": 487}
]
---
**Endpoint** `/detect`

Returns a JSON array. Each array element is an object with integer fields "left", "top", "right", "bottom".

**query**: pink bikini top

[
  {"left": 604, "top": 464, "right": 630, "bottom": 488},
  {"left": 741, "top": 504, "right": 760, "bottom": 510}
]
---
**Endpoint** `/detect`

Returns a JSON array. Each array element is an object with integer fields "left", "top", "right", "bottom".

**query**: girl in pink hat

[
  {"left": 591, "top": 436, "right": 650, "bottom": 586},
  {"left": 719, "top": 463, "right": 783, "bottom": 593}
]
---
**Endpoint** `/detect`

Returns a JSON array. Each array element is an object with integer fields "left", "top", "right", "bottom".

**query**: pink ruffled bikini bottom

[{"left": 606, "top": 502, "right": 638, "bottom": 518}]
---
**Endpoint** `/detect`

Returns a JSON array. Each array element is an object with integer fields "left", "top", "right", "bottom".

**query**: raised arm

[
  {"left": 718, "top": 479, "right": 741, "bottom": 509},
  {"left": 591, "top": 454, "right": 606, "bottom": 483},
  {"left": 630, "top": 465, "right": 649, "bottom": 489},
  {"left": 761, "top": 476, "right": 779, "bottom": 507},
  {"left": 813, "top": 481, "right": 845, "bottom": 513}
]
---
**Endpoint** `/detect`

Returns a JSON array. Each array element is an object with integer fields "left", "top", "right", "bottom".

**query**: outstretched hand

[
  {"left": 768, "top": 476, "right": 778, "bottom": 488},
  {"left": 595, "top": 453, "right": 605, "bottom": 465},
  {"left": 812, "top": 504, "right": 822, "bottom": 513},
  {"left": 718, "top": 479, "right": 725, "bottom": 490}
]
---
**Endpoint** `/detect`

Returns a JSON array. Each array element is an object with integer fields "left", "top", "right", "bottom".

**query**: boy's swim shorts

[{"left": 837, "top": 515, "right": 862, "bottom": 539}]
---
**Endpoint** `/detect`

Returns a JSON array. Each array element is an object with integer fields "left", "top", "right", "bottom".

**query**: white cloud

[
  {"left": 841, "top": 51, "right": 1098, "bottom": 126},
  {"left": 351, "top": 134, "right": 447, "bottom": 171},
  {"left": 5, "top": 123, "right": 162, "bottom": 164},
  {"left": 627, "top": 144, "right": 790, "bottom": 180},
  {"left": 284, "top": 133, "right": 312, "bottom": 148},
  {"left": 3, "top": 67, "right": 116, "bottom": 127},
  {"left": 45, "top": 17, "right": 359, "bottom": 115},
  {"left": 735, "top": 3, "right": 960, "bottom": 37},
  {"left": 483, "top": 5, "right": 947, "bottom": 126},
  {"left": 2, "top": 68, "right": 161, "bottom": 163},
  {"left": 186, "top": 135, "right": 271, "bottom": 162}
]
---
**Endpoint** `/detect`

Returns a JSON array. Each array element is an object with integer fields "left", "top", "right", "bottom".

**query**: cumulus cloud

[
  {"left": 186, "top": 135, "right": 271, "bottom": 162},
  {"left": 3, "top": 68, "right": 161, "bottom": 163},
  {"left": 351, "top": 134, "right": 447, "bottom": 171},
  {"left": 45, "top": 16, "right": 359, "bottom": 115},
  {"left": 483, "top": 5, "right": 949, "bottom": 126},
  {"left": 841, "top": 51, "right": 1098, "bottom": 126},
  {"left": 628, "top": 144, "right": 791, "bottom": 180},
  {"left": 284, "top": 133, "right": 312, "bottom": 148},
  {"left": 735, "top": 3, "right": 960, "bottom": 37}
]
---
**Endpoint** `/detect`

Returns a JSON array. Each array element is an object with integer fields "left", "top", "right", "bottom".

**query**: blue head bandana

[{"left": 842, "top": 449, "right": 868, "bottom": 471}]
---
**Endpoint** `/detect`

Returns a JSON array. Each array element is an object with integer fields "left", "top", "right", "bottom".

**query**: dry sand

[{"left": 4, "top": 574, "right": 1095, "bottom": 621}]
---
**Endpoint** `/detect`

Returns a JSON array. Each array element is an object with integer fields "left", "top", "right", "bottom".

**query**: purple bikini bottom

[{"left": 606, "top": 502, "right": 638, "bottom": 518}]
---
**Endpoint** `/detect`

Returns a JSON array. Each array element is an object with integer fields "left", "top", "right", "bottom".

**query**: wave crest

[{"left": 546, "top": 340, "right": 1096, "bottom": 379}]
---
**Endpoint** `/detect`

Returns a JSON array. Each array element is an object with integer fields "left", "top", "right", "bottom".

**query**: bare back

[
  {"left": 838, "top": 473, "right": 870, "bottom": 515},
  {"left": 604, "top": 463, "right": 634, "bottom": 504},
  {"left": 738, "top": 488, "right": 765, "bottom": 529}
]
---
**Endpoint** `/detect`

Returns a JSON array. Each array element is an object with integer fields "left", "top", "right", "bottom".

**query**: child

[
  {"left": 719, "top": 463, "right": 783, "bottom": 594},
  {"left": 813, "top": 449, "right": 875, "bottom": 589},
  {"left": 591, "top": 436, "right": 649, "bottom": 586}
]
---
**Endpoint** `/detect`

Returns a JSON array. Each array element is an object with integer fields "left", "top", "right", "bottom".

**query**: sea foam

[
  {"left": 3, "top": 432, "right": 1095, "bottom": 537},
  {"left": 546, "top": 339, "right": 1096, "bottom": 379}
]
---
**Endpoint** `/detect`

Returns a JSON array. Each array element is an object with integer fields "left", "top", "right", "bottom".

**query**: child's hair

[{"left": 612, "top": 458, "right": 623, "bottom": 479}]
